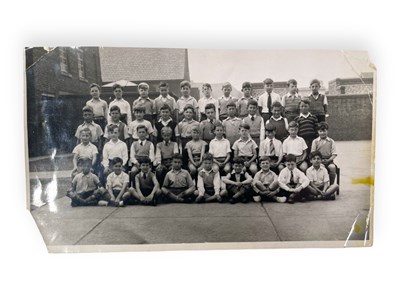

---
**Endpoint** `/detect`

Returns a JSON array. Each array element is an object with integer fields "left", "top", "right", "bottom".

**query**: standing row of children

[{"left": 68, "top": 78, "right": 339, "bottom": 207}]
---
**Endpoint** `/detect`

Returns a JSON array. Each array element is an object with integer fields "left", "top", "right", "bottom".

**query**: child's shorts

[
  {"left": 111, "top": 189, "right": 122, "bottom": 198},
  {"left": 140, "top": 188, "right": 154, "bottom": 197},
  {"left": 204, "top": 187, "right": 215, "bottom": 196},
  {"left": 78, "top": 190, "right": 96, "bottom": 199},
  {"left": 169, "top": 187, "right": 187, "bottom": 195},
  {"left": 227, "top": 183, "right": 250, "bottom": 194},
  {"left": 192, "top": 154, "right": 201, "bottom": 164},
  {"left": 93, "top": 116, "right": 107, "bottom": 130},
  {"left": 214, "top": 157, "right": 227, "bottom": 164}
]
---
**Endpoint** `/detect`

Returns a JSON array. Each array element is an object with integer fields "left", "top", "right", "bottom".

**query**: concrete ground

[{"left": 29, "top": 141, "right": 373, "bottom": 250}]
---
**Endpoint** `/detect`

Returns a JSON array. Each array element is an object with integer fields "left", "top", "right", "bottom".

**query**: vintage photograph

[{"left": 25, "top": 47, "right": 375, "bottom": 252}]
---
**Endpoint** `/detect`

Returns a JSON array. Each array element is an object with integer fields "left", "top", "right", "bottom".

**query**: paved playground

[{"left": 28, "top": 141, "right": 373, "bottom": 251}]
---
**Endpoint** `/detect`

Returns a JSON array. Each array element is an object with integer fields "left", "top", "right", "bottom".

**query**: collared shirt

[
  {"left": 311, "top": 137, "right": 337, "bottom": 158},
  {"left": 132, "top": 97, "right": 155, "bottom": 115},
  {"left": 177, "top": 119, "right": 200, "bottom": 137},
  {"left": 232, "top": 138, "right": 258, "bottom": 157},
  {"left": 86, "top": 98, "right": 108, "bottom": 118},
  {"left": 282, "top": 136, "right": 308, "bottom": 156},
  {"left": 258, "top": 91, "right": 281, "bottom": 113},
  {"left": 104, "top": 121, "right": 129, "bottom": 140},
  {"left": 107, "top": 98, "right": 132, "bottom": 124},
  {"left": 72, "top": 172, "right": 100, "bottom": 194},
  {"left": 176, "top": 96, "right": 198, "bottom": 114},
  {"left": 253, "top": 169, "right": 278, "bottom": 187},
  {"left": 306, "top": 165, "right": 329, "bottom": 186},
  {"left": 75, "top": 122, "right": 103, "bottom": 143},
  {"left": 197, "top": 168, "right": 221, "bottom": 196},
  {"left": 218, "top": 96, "right": 238, "bottom": 116},
  {"left": 154, "top": 140, "right": 179, "bottom": 165},
  {"left": 106, "top": 171, "right": 129, "bottom": 190},
  {"left": 259, "top": 138, "right": 283, "bottom": 158},
  {"left": 222, "top": 116, "right": 242, "bottom": 146},
  {"left": 72, "top": 142, "right": 98, "bottom": 160},
  {"left": 198, "top": 97, "right": 219, "bottom": 119},
  {"left": 209, "top": 137, "right": 231, "bottom": 158},
  {"left": 102, "top": 139, "right": 128, "bottom": 167},
  {"left": 278, "top": 167, "right": 310, "bottom": 190},
  {"left": 130, "top": 139, "right": 155, "bottom": 164},
  {"left": 299, "top": 112, "right": 311, "bottom": 118},
  {"left": 163, "top": 168, "right": 194, "bottom": 189},
  {"left": 127, "top": 119, "right": 154, "bottom": 139}
]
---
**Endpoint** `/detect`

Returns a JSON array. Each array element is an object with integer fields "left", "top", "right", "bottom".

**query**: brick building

[
  {"left": 328, "top": 73, "right": 373, "bottom": 95},
  {"left": 99, "top": 47, "right": 190, "bottom": 101},
  {"left": 26, "top": 47, "right": 102, "bottom": 157}
]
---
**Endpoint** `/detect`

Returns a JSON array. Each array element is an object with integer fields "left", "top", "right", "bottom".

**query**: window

[
  {"left": 59, "top": 47, "right": 69, "bottom": 74},
  {"left": 77, "top": 49, "right": 86, "bottom": 80}
]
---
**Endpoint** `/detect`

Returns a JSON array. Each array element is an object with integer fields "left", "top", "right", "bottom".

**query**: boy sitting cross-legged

[
  {"left": 221, "top": 157, "right": 253, "bottom": 204},
  {"left": 123, "top": 156, "right": 161, "bottom": 206},
  {"left": 305, "top": 151, "right": 339, "bottom": 200},
  {"left": 195, "top": 153, "right": 222, "bottom": 203},
  {"left": 66, "top": 158, "right": 105, "bottom": 207},
  {"left": 252, "top": 156, "right": 287, "bottom": 203},
  {"left": 278, "top": 154, "right": 310, "bottom": 204},
  {"left": 161, "top": 153, "right": 196, "bottom": 203},
  {"left": 101, "top": 157, "right": 129, "bottom": 207}
]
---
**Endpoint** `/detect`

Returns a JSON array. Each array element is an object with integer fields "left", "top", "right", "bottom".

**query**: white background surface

[{"left": 0, "top": 0, "right": 396, "bottom": 299}]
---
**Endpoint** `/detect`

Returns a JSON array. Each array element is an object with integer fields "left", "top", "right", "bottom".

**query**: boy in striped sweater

[{"left": 294, "top": 98, "right": 318, "bottom": 157}]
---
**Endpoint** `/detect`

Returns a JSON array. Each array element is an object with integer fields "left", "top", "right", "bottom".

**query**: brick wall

[
  {"left": 326, "top": 94, "right": 373, "bottom": 141},
  {"left": 26, "top": 47, "right": 102, "bottom": 157}
]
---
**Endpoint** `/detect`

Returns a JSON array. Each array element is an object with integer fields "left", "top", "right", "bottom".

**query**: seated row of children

[{"left": 67, "top": 149, "right": 338, "bottom": 207}]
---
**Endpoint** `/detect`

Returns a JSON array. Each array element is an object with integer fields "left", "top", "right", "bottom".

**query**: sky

[{"left": 188, "top": 49, "right": 374, "bottom": 90}]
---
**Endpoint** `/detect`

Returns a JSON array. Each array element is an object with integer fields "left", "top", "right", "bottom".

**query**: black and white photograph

[{"left": 25, "top": 47, "right": 375, "bottom": 252}]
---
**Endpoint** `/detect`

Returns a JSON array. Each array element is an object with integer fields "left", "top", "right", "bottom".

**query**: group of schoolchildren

[{"left": 67, "top": 78, "right": 339, "bottom": 207}]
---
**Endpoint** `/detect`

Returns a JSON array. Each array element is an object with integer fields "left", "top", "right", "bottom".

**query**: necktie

[
  {"left": 251, "top": 116, "right": 255, "bottom": 121},
  {"left": 269, "top": 139, "right": 275, "bottom": 156},
  {"left": 140, "top": 141, "right": 143, "bottom": 146},
  {"left": 290, "top": 170, "right": 295, "bottom": 185},
  {"left": 143, "top": 173, "right": 147, "bottom": 179},
  {"left": 267, "top": 93, "right": 272, "bottom": 112}
]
